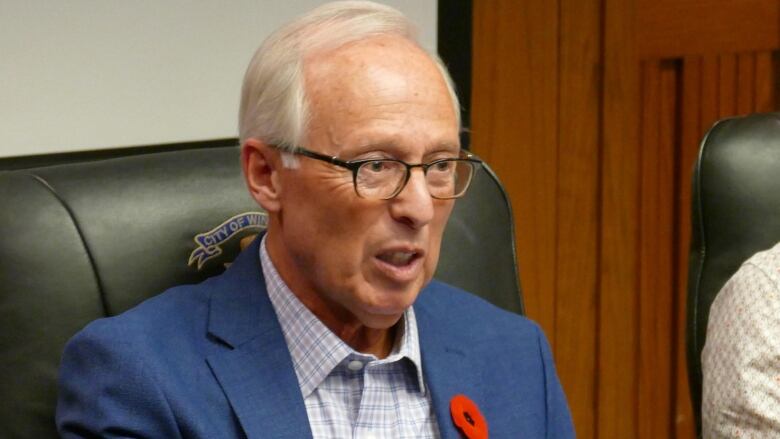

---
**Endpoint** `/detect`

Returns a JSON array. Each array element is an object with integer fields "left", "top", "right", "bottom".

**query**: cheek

[
  {"left": 286, "top": 185, "right": 384, "bottom": 268},
  {"left": 282, "top": 172, "right": 361, "bottom": 234}
]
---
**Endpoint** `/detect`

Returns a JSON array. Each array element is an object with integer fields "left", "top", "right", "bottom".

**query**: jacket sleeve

[
  {"left": 536, "top": 324, "right": 576, "bottom": 438},
  {"left": 56, "top": 320, "right": 182, "bottom": 439}
]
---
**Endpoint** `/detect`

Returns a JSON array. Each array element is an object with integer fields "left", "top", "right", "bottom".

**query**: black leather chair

[
  {"left": 0, "top": 145, "right": 523, "bottom": 438},
  {"left": 687, "top": 112, "right": 780, "bottom": 437}
]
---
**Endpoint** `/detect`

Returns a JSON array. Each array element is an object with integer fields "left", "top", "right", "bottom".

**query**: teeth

[{"left": 380, "top": 252, "right": 415, "bottom": 266}]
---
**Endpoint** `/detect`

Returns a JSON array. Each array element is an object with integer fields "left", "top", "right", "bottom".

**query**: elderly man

[{"left": 56, "top": 2, "right": 573, "bottom": 438}]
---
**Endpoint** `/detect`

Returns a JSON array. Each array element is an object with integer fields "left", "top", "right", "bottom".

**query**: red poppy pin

[{"left": 450, "top": 394, "right": 488, "bottom": 439}]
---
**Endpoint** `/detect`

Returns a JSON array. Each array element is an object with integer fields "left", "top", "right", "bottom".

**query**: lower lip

[{"left": 373, "top": 254, "right": 423, "bottom": 284}]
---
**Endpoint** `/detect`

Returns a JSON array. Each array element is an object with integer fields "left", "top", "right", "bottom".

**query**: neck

[
  {"left": 264, "top": 229, "right": 400, "bottom": 359},
  {"left": 332, "top": 320, "right": 398, "bottom": 358},
  {"left": 291, "top": 289, "right": 400, "bottom": 359}
]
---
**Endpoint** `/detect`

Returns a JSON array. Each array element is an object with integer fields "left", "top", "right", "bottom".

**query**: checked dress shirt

[{"left": 260, "top": 237, "right": 441, "bottom": 438}]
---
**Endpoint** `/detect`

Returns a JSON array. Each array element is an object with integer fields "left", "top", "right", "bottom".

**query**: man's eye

[
  {"left": 431, "top": 160, "right": 454, "bottom": 172},
  {"left": 366, "top": 160, "right": 391, "bottom": 172}
]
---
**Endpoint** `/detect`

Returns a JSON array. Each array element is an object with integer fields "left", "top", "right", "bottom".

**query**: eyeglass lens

[{"left": 354, "top": 159, "right": 474, "bottom": 200}]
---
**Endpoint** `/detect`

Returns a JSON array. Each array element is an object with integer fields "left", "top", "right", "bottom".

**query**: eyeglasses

[{"left": 278, "top": 145, "right": 483, "bottom": 200}]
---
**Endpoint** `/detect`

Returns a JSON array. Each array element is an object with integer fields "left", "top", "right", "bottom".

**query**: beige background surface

[{"left": 0, "top": 0, "right": 437, "bottom": 157}]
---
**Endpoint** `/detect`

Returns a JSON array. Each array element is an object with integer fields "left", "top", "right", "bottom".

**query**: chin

[
  {"left": 361, "top": 312, "right": 405, "bottom": 330},
  {"left": 361, "top": 291, "right": 417, "bottom": 323}
]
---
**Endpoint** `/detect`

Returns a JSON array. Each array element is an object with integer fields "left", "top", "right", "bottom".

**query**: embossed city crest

[{"left": 188, "top": 211, "right": 268, "bottom": 270}]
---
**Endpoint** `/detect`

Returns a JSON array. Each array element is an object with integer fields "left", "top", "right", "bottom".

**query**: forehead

[{"left": 303, "top": 36, "right": 459, "bottom": 154}]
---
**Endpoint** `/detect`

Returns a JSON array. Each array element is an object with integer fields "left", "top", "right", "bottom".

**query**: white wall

[{"left": 0, "top": 1, "right": 437, "bottom": 158}]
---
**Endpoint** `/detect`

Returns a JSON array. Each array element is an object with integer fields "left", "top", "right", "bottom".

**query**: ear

[{"left": 241, "top": 138, "right": 283, "bottom": 212}]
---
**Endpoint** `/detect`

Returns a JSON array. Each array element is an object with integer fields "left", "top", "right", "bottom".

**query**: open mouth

[
  {"left": 374, "top": 248, "right": 425, "bottom": 283},
  {"left": 377, "top": 251, "right": 418, "bottom": 267}
]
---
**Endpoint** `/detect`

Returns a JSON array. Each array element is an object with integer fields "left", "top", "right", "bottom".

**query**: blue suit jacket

[{"left": 57, "top": 238, "right": 574, "bottom": 438}]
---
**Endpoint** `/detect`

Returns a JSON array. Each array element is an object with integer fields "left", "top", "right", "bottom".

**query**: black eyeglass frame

[{"left": 275, "top": 145, "right": 483, "bottom": 200}]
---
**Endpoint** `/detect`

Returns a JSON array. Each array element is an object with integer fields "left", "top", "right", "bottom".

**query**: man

[
  {"left": 57, "top": 2, "right": 574, "bottom": 437},
  {"left": 702, "top": 241, "right": 780, "bottom": 437}
]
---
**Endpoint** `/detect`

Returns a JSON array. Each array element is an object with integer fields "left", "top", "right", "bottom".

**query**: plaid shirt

[{"left": 260, "top": 238, "right": 440, "bottom": 438}]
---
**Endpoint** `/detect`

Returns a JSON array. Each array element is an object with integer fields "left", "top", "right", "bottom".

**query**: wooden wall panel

[
  {"left": 472, "top": 1, "right": 778, "bottom": 438},
  {"left": 755, "top": 52, "right": 775, "bottom": 111},
  {"left": 638, "top": 60, "right": 677, "bottom": 439},
  {"left": 638, "top": 61, "right": 661, "bottom": 438},
  {"left": 737, "top": 54, "right": 756, "bottom": 114},
  {"left": 635, "top": 59, "right": 681, "bottom": 438},
  {"left": 675, "top": 55, "right": 703, "bottom": 438},
  {"left": 471, "top": 0, "right": 559, "bottom": 340},
  {"left": 657, "top": 62, "right": 678, "bottom": 438},
  {"left": 700, "top": 56, "right": 720, "bottom": 131},
  {"left": 555, "top": 0, "right": 601, "bottom": 436},
  {"left": 599, "top": 0, "right": 640, "bottom": 436},
  {"left": 637, "top": 0, "right": 779, "bottom": 58},
  {"left": 719, "top": 54, "right": 737, "bottom": 116}
]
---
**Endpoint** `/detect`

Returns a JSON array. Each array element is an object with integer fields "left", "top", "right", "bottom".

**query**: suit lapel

[
  {"left": 416, "top": 289, "right": 485, "bottom": 439},
  {"left": 204, "top": 237, "right": 312, "bottom": 439}
]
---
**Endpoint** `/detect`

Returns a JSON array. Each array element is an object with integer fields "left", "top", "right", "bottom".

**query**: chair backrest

[
  {"left": 687, "top": 112, "right": 780, "bottom": 436},
  {"left": 0, "top": 145, "right": 522, "bottom": 438}
]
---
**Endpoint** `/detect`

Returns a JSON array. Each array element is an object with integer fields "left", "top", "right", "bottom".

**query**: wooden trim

[
  {"left": 638, "top": 0, "right": 779, "bottom": 59},
  {"left": 556, "top": 0, "right": 602, "bottom": 435},
  {"left": 599, "top": 0, "right": 640, "bottom": 436}
]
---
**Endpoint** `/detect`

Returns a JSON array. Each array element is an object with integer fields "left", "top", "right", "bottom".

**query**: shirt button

[{"left": 347, "top": 360, "right": 364, "bottom": 371}]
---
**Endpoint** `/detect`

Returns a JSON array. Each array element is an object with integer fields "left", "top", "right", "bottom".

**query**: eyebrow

[
  {"left": 434, "top": 142, "right": 461, "bottom": 152},
  {"left": 345, "top": 141, "right": 460, "bottom": 156}
]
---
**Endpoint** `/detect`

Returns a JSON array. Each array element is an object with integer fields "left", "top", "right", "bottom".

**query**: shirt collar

[{"left": 259, "top": 236, "right": 426, "bottom": 397}]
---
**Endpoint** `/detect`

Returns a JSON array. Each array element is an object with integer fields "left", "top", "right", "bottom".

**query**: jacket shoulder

[
  {"left": 418, "top": 280, "right": 539, "bottom": 333},
  {"left": 68, "top": 279, "right": 214, "bottom": 355},
  {"left": 416, "top": 280, "right": 545, "bottom": 355}
]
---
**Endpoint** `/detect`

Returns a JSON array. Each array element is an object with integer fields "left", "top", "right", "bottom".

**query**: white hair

[{"left": 238, "top": 0, "right": 461, "bottom": 151}]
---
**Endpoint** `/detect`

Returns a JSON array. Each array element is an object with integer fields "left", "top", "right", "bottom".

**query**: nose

[{"left": 388, "top": 168, "right": 435, "bottom": 229}]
